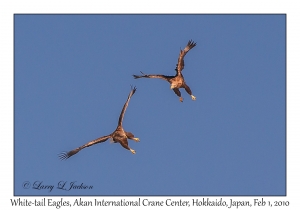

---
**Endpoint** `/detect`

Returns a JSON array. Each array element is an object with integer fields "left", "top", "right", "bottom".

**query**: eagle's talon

[
  {"left": 130, "top": 149, "right": 136, "bottom": 154},
  {"left": 191, "top": 95, "right": 196, "bottom": 100},
  {"left": 133, "top": 138, "right": 140, "bottom": 142},
  {"left": 179, "top": 97, "right": 183, "bottom": 102}
]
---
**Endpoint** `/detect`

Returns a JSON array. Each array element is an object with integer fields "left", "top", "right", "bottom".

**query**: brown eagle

[
  {"left": 59, "top": 86, "right": 139, "bottom": 160},
  {"left": 133, "top": 40, "right": 197, "bottom": 102}
]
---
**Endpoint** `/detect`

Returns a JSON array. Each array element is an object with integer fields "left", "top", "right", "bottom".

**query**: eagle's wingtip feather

[{"left": 58, "top": 151, "right": 70, "bottom": 160}]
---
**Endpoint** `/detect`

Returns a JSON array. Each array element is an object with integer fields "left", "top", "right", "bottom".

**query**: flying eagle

[
  {"left": 59, "top": 86, "right": 139, "bottom": 160},
  {"left": 133, "top": 40, "right": 197, "bottom": 102}
]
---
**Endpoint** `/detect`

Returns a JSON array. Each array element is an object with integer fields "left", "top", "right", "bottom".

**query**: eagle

[
  {"left": 133, "top": 40, "right": 197, "bottom": 102},
  {"left": 59, "top": 86, "right": 139, "bottom": 160}
]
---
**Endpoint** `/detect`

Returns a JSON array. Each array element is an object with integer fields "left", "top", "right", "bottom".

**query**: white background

[{"left": 1, "top": 0, "right": 299, "bottom": 209}]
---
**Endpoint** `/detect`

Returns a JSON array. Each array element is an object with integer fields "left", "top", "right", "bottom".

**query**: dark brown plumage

[
  {"left": 133, "top": 40, "right": 197, "bottom": 102},
  {"left": 59, "top": 86, "right": 139, "bottom": 160}
]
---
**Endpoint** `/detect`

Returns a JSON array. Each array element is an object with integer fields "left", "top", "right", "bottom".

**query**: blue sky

[{"left": 14, "top": 14, "right": 285, "bottom": 196}]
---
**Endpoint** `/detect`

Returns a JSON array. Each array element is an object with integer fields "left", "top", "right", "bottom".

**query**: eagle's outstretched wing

[
  {"left": 133, "top": 71, "right": 174, "bottom": 81},
  {"left": 59, "top": 135, "right": 111, "bottom": 160},
  {"left": 176, "top": 40, "right": 196, "bottom": 73},
  {"left": 118, "top": 86, "right": 137, "bottom": 126}
]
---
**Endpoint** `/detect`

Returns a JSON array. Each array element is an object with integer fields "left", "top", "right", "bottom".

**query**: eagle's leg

[
  {"left": 173, "top": 88, "right": 183, "bottom": 102},
  {"left": 125, "top": 131, "right": 140, "bottom": 142},
  {"left": 184, "top": 84, "right": 196, "bottom": 101},
  {"left": 119, "top": 139, "right": 136, "bottom": 154}
]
